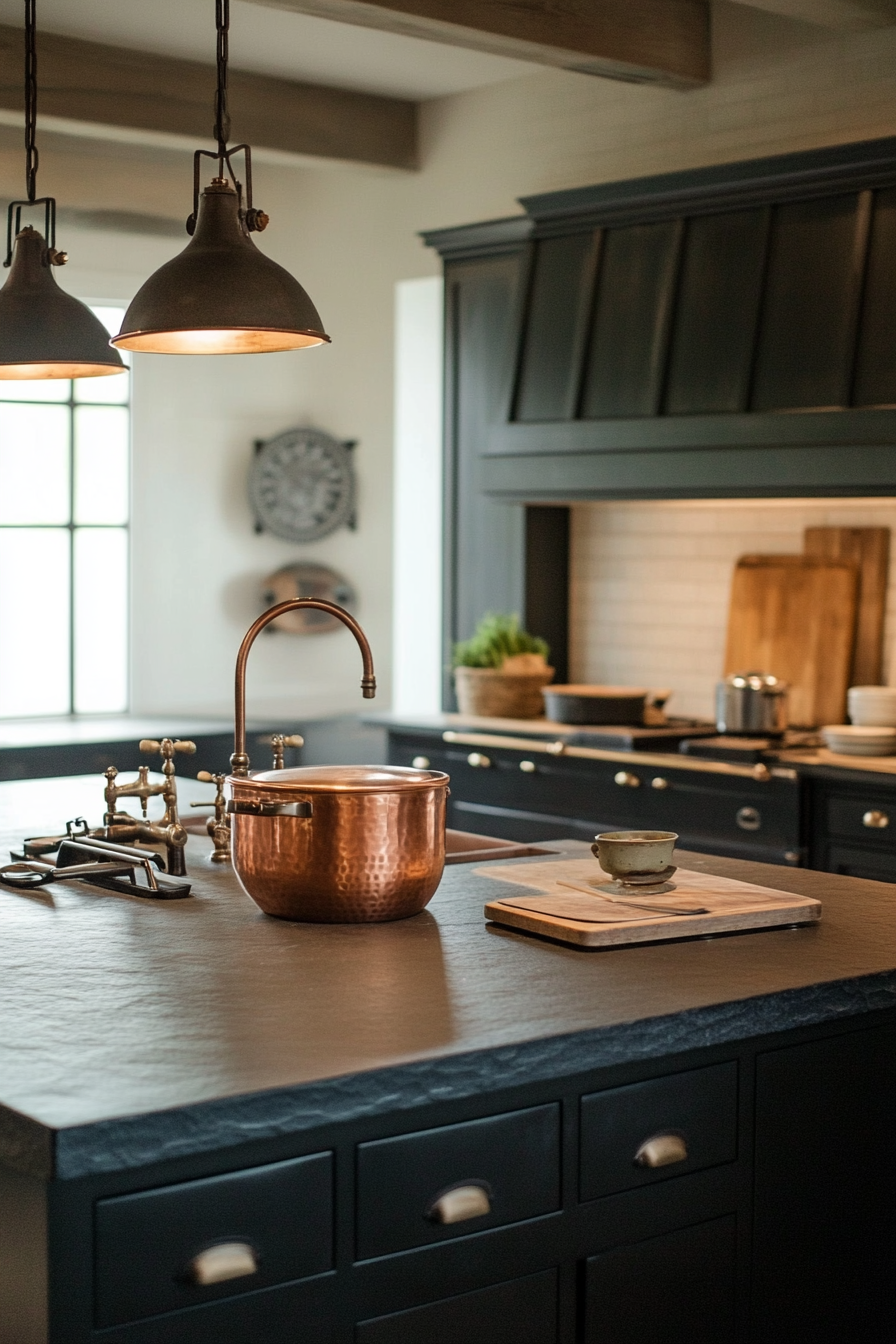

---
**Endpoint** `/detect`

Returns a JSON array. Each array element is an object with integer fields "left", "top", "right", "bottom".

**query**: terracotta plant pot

[{"left": 454, "top": 665, "right": 555, "bottom": 719}]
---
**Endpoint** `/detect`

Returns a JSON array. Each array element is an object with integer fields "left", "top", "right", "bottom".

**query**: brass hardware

[
  {"left": 101, "top": 739, "right": 195, "bottom": 876},
  {"left": 438, "top": 729, "right": 783, "bottom": 781},
  {"left": 231, "top": 600, "right": 374, "bottom": 777},
  {"left": 651, "top": 776, "right": 669, "bottom": 790},
  {"left": 520, "top": 760, "right": 536, "bottom": 773},
  {"left": 752, "top": 763, "right": 772, "bottom": 782},
  {"left": 467, "top": 752, "right": 492, "bottom": 769},
  {"left": 863, "top": 809, "right": 889, "bottom": 829},
  {"left": 227, "top": 799, "right": 312, "bottom": 817},
  {"left": 425, "top": 1183, "right": 491, "bottom": 1225},
  {"left": 411, "top": 756, "right": 431, "bottom": 769},
  {"left": 193, "top": 771, "right": 231, "bottom": 863},
  {"left": 139, "top": 739, "right": 197, "bottom": 758},
  {"left": 784, "top": 850, "right": 801, "bottom": 864},
  {"left": 634, "top": 1134, "right": 688, "bottom": 1168},
  {"left": 736, "top": 806, "right": 761, "bottom": 831},
  {"left": 266, "top": 733, "right": 304, "bottom": 770},
  {"left": 188, "top": 1242, "right": 258, "bottom": 1287},
  {"left": 614, "top": 771, "right": 641, "bottom": 788}
]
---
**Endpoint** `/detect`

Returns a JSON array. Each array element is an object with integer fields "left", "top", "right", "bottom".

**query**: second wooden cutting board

[{"left": 724, "top": 555, "right": 858, "bottom": 726}]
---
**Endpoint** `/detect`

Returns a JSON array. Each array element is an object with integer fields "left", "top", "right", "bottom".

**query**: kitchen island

[{"left": 0, "top": 776, "right": 894, "bottom": 1343}]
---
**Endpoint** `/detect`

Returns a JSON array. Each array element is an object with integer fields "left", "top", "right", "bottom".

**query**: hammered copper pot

[
  {"left": 230, "top": 765, "right": 448, "bottom": 922},
  {"left": 226, "top": 597, "right": 449, "bottom": 923}
]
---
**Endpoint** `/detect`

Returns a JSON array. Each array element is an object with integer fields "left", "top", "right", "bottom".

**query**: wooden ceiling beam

[
  {"left": 248, "top": 0, "right": 711, "bottom": 87},
  {"left": 728, "top": 0, "right": 896, "bottom": 28},
  {"left": 0, "top": 25, "right": 417, "bottom": 171}
]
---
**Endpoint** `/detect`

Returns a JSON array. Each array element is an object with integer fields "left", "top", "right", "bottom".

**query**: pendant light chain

[
  {"left": 214, "top": 0, "right": 231, "bottom": 163},
  {"left": 24, "top": 0, "right": 38, "bottom": 203}
]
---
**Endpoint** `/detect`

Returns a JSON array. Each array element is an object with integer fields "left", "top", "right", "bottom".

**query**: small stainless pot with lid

[
  {"left": 227, "top": 599, "right": 449, "bottom": 922},
  {"left": 715, "top": 672, "right": 788, "bottom": 736}
]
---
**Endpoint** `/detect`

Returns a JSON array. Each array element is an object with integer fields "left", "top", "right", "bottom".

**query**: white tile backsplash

[{"left": 569, "top": 499, "right": 896, "bottom": 721}]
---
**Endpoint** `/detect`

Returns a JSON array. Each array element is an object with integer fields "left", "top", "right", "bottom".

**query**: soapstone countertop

[{"left": 0, "top": 776, "right": 895, "bottom": 1185}]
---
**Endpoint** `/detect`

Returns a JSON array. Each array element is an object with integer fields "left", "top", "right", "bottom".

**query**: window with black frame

[{"left": 0, "top": 305, "right": 129, "bottom": 717}]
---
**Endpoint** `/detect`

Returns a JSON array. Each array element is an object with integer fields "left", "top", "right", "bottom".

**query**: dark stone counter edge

[{"left": 2, "top": 970, "right": 895, "bottom": 1183}]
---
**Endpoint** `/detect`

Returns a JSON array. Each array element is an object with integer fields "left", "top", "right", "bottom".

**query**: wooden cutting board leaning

[
  {"left": 724, "top": 554, "right": 858, "bottom": 726},
  {"left": 803, "top": 526, "right": 890, "bottom": 687},
  {"left": 479, "top": 858, "right": 821, "bottom": 949}
]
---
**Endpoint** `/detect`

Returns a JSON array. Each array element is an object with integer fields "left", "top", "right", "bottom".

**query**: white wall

[
  {"left": 570, "top": 499, "right": 896, "bottom": 721},
  {"left": 392, "top": 277, "right": 443, "bottom": 715},
  {"left": 15, "top": 3, "right": 896, "bottom": 726}
]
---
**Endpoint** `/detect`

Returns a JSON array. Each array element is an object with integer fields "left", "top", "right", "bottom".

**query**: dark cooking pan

[{"left": 543, "top": 685, "right": 662, "bottom": 725}]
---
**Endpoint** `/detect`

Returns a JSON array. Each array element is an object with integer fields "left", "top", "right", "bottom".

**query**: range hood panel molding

[{"left": 424, "top": 136, "right": 896, "bottom": 444}]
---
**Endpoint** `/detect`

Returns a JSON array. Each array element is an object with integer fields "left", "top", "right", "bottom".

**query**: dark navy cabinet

[{"left": 387, "top": 727, "right": 803, "bottom": 866}]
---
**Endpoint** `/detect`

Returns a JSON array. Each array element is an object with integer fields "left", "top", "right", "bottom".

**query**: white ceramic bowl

[
  {"left": 848, "top": 685, "right": 896, "bottom": 727},
  {"left": 822, "top": 724, "right": 896, "bottom": 756}
]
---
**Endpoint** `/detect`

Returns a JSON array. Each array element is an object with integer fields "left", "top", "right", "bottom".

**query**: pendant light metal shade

[
  {"left": 112, "top": 180, "right": 329, "bottom": 356},
  {"left": 0, "top": 227, "right": 125, "bottom": 379}
]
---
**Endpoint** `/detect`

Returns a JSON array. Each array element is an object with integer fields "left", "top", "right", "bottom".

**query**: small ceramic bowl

[{"left": 592, "top": 830, "right": 679, "bottom": 884}]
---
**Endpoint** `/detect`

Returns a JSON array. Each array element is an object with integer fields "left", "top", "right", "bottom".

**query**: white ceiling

[{"left": 0, "top": 0, "right": 541, "bottom": 101}]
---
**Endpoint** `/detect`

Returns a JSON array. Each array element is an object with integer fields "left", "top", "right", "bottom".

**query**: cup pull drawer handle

[
  {"left": 634, "top": 1133, "right": 688, "bottom": 1168},
  {"left": 863, "top": 809, "right": 889, "bottom": 829},
  {"left": 425, "top": 1182, "right": 492, "bottom": 1224},
  {"left": 188, "top": 1242, "right": 258, "bottom": 1286}
]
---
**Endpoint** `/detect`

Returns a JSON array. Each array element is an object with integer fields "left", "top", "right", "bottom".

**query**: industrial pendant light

[
  {"left": 112, "top": 0, "right": 329, "bottom": 356},
  {"left": 0, "top": 0, "right": 125, "bottom": 379}
]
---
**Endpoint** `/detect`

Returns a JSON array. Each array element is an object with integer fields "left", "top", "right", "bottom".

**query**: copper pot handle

[{"left": 231, "top": 599, "right": 376, "bottom": 777}]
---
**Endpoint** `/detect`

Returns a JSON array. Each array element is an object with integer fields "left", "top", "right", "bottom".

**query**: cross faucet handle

[
  {"left": 266, "top": 733, "right": 304, "bottom": 770},
  {"left": 140, "top": 738, "right": 197, "bottom": 759}
]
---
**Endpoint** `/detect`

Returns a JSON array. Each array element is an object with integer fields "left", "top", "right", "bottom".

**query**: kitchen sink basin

[{"left": 445, "top": 828, "right": 554, "bottom": 865}]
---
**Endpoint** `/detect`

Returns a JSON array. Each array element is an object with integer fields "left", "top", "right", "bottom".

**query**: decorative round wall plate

[
  {"left": 262, "top": 563, "right": 357, "bottom": 634},
  {"left": 249, "top": 427, "right": 356, "bottom": 542}
]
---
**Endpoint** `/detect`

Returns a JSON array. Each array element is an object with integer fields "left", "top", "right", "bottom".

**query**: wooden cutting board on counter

[
  {"left": 804, "top": 526, "right": 890, "bottom": 686},
  {"left": 480, "top": 859, "right": 821, "bottom": 949},
  {"left": 724, "top": 554, "right": 858, "bottom": 727}
]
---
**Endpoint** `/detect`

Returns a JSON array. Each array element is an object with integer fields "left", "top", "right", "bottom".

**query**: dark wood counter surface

[{"left": 1, "top": 776, "right": 895, "bottom": 1183}]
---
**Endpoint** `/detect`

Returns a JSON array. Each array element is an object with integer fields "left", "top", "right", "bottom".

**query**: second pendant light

[{"left": 112, "top": 0, "right": 329, "bottom": 356}]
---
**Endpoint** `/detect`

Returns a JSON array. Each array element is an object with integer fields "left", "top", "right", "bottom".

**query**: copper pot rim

[{"left": 227, "top": 764, "right": 450, "bottom": 794}]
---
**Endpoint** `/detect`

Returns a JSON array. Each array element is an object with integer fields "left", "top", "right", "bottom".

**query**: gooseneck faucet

[{"left": 230, "top": 599, "right": 376, "bottom": 778}]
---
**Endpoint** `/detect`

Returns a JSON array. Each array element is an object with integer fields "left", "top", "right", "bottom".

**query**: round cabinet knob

[
  {"left": 651, "top": 777, "right": 669, "bottom": 790},
  {"left": 736, "top": 806, "right": 761, "bottom": 831},
  {"left": 863, "top": 809, "right": 889, "bottom": 829},
  {"left": 519, "top": 760, "right": 536, "bottom": 774},
  {"left": 614, "top": 771, "right": 641, "bottom": 788},
  {"left": 411, "top": 756, "right": 430, "bottom": 770},
  {"left": 467, "top": 752, "right": 492, "bottom": 769},
  {"left": 634, "top": 1133, "right": 689, "bottom": 1169},
  {"left": 425, "top": 1182, "right": 492, "bottom": 1225}
]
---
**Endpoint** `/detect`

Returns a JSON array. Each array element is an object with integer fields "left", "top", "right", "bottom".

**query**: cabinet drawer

[
  {"left": 355, "top": 1269, "right": 558, "bottom": 1344},
  {"left": 580, "top": 1063, "right": 737, "bottom": 1201},
  {"left": 821, "top": 841, "right": 896, "bottom": 882},
  {"left": 826, "top": 793, "right": 896, "bottom": 844},
  {"left": 95, "top": 1152, "right": 333, "bottom": 1328},
  {"left": 356, "top": 1104, "right": 560, "bottom": 1260},
  {"left": 89, "top": 1274, "right": 336, "bottom": 1344},
  {"left": 583, "top": 1216, "right": 736, "bottom": 1344}
]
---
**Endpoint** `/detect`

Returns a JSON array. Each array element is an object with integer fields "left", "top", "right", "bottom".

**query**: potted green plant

[{"left": 452, "top": 613, "right": 554, "bottom": 719}]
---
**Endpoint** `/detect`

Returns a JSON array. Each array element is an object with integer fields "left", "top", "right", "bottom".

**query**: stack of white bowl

[{"left": 822, "top": 686, "right": 896, "bottom": 756}]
